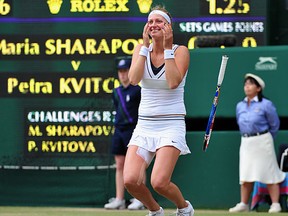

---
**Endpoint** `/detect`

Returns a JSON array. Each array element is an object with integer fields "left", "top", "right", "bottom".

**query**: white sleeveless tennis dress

[{"left": 128, "top": 44, "right": 191, "bottom": 155}]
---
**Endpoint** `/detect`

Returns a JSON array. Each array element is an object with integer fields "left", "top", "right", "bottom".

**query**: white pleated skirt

[
  {"left": 128, "top": 118, "right": 191, "bottom": 155},
  {"left": 239, "top": 132, "right": 286, "bottom": 184}
]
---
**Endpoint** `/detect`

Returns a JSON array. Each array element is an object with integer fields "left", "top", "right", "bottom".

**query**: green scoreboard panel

[{"left": 0, "top": 0, "right": 268, "bottom": 169}]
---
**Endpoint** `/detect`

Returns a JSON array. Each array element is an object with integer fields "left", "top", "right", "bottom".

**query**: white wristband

[
  {"left": 139, "top": 46, "right": 149, "bottom": 57},
  {"left": 164, "top": 49, "right": 174, "bottom": 60}
]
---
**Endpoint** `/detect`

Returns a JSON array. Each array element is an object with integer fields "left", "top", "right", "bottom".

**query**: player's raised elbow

[
  {"left": 128, "top": 76, "right": 139, "bottom": 86},
  {"left": 129, "top": 79, "right": 139, "bottom": 86},
  {"left": 168, "top": 81, "right": 180, "bottom": 89},
  {"left": 167, "top": 77, "right": 183, "bottom": 89}
]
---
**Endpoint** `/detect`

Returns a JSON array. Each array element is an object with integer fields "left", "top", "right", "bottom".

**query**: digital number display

[{"left": 204, "top": 0, "right": 250, "bottom": 15}]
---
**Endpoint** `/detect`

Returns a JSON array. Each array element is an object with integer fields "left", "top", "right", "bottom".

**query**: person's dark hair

[
  {"left": 244, "top": 77, "right": 264, "bottom": 101},
  {"left": 150, "top": 5, "right": 172, "bottom": 24}
]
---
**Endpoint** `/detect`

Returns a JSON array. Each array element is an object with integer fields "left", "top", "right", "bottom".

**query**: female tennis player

[{"left": 123, "top": 5, "right": 194, "bottom": 216}]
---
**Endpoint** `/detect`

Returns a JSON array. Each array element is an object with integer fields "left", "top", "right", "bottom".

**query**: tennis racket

[{"left": 203, "top": 55, "right": 229, "bottom": 152}]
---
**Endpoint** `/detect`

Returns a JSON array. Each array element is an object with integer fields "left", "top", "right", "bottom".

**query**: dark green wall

[{"left": 185, "top": 46, "right": 288, "bottom": 118}]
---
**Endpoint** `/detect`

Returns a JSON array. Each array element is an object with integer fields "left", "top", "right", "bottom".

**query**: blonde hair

[{"left": 150, "top": 5, "right": 172, "bottom": 24}]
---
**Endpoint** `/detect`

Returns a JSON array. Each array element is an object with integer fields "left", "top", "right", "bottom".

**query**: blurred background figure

[
  {"left": 229, "top": 73, "right": 285, "bottom": 213},
  {"left": 104, "top": 57, "right": 144, "bottom": 210}
]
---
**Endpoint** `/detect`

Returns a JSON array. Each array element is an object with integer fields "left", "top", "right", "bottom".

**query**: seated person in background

[{"left": 278, "top": 144, "right": 288, "bottom": 171}]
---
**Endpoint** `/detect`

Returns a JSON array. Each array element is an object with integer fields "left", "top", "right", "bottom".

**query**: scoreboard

[{"left": 0, "top": 0, "right": 268, "bottom": 169}]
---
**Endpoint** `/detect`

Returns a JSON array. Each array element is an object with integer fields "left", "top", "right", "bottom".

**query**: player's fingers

[
  {"left": 142, "top": 23, "right": 150, "bottom": 46},
  {"left": 143, "top": 23, "right": 149, "bottom": 34},
  {"left": 164, "top": 23, "right": 173, "bottom": 32},
  {"left": 168, "top": 24, "right": 173, "bottom": 34}
]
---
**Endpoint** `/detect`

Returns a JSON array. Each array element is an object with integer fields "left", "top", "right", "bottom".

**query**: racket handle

[{"left": 217, "top": 55, "right": 229, "bottom": 85}]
